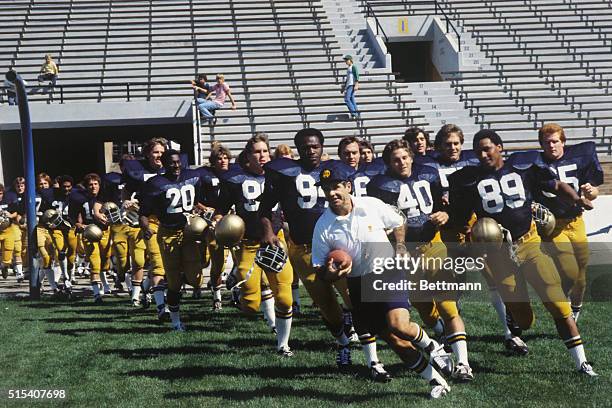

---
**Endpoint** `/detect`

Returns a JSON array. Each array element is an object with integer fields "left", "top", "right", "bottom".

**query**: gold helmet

[
  {"left": 215, "top": 214, "right": 245, "bottom": 247},
  {"left": 0, "top": 211, "right": 10, "bottom": 231},
  {"left": 470, "top": 217, "right": 503, "bottom": 246},
  {"left": 102, "top": 202, "right": 122, "bottom": 224},
  {"left": 83, "top": 224, "right": 104, "bottom": 242},
  {"left": 42, "top": 208, "right": 63, "bottom": 229},
  {"left": 184, "top": 215, "right": 208, "bottom": 238},
  {"left": 532, "top": 202, "right": 556, "bottom": 238}
]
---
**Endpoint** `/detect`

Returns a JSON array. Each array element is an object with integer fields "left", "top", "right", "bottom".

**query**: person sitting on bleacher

[
  {"left": 37, "top": 54, "right": 59, "bottom": 86},
  {"left": 192, "top": 73, "right": 212, "bottom": 105},
  {"left": 197, "top": 74, "right": 237, "bottom": 125}
]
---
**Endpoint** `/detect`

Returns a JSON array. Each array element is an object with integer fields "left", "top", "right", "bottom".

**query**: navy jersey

[
  {"left": 36, "top": 188, "right": 57, "bottom": 219},
  {"left": 68, "top": 188, "right": 106, "bottom": 229},
  {"left": 367, "top": 164, "right": 443, "bottom": 242},
  {"left": 534, "top": 142, "right": 604, "bottom": 219},
  {"left": 196, "top": 166, "right": 224, "bottom": 208},
  {"left": 416, "top": 150, "right": 480, "bottom": 190},
  {"left": 102, "top": 172, "right": 124, "bottom": 205},
  {"left": 121, "top": 159, "right": 165, "bottom": 199},
  {"left": 449, "top": 151, "right": 557, "bottom": 240},
  {"left": 140, "top": 169, "right": 202, "bottom": 229},
  {"left": 351, "top": 158, "right": 387, "bottom": 197},
  {"left": 0, "top": 191, "right": 19, "bottom": 214},
  {"left": 217, "top": 165, "right": 267, "bottom": 240},
  {"left": 260, "top": 158, "right": 329, "bottom": 245}
]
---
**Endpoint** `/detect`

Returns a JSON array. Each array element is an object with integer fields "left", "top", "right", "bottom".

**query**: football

[{"left": 327, "top": 249, "right": 352, "bottom": 269}]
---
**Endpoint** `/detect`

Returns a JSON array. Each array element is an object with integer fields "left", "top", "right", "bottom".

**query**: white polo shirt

[{"left": 312, "top": 196, "right": 403, "bottom": 277}]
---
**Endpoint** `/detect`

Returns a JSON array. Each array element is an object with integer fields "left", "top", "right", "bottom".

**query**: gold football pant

[
  {"left": 49, "top": 228, "right": 77, "bottom": 269},
  {"left": 11, "top": 224, "right": 26, "bottom": 265},
  {"left": 145, "top": 218, "right": 165, "bottom": 277},
  {"left": 545, "top": 215, "right": 589, "bottom": 305},
  {"left": 206, "top": 232, "right": 227, "bottom": 289},
  {"left": 235, "top": 235, "right": 293, "bottom": 314},
  {"left": 485, "top": 224, "right": 571, "bottom": 330},
  {"left": 84, "top": 228, "right": 112, "bottom": 282},
  {"left": 36, "top": 225, "right": 55, "bottom": 268},
  {"left": 0, "top": 226, "right": 15, "bottom": 267},
  {"left": 110, "top": 224, "right": 146, "bottom": 279},
  {"left": 410, "top": 233, "right": 455, "bottom": 328},
  {"left": 289, "top": 243, "right": 345, "bottom": 334},
  {"left": 157, "top": 226, "right": 204, "bottom": 293}
]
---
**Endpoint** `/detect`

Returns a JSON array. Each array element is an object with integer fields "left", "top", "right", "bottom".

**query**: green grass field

[{"left": 0, "top": 276, "right": 610, "bottom": 408}]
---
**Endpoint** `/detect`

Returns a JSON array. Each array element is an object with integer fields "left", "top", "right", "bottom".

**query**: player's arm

[
  {"left": 448, "top": 176, "right": 474, "bottom": 234},
  {"left": 430, "top": 179, "right": 449, "bottom": 227},
  {"left": 259, "top": 172, "right": 281, "bottom": 246},
  {"left": 226, "top": 86, "right": 237, "bottom": 110},
  {"left": 212, "top": 180, "right": 233, "bottom": 222},
  {"left": 551, "top": 181, "right": 593, "bottom": 210},
  {"left": 92, "top": 201, "right": 108, "bottom": 225}
]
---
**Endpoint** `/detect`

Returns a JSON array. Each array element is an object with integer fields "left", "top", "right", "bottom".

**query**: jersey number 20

[{"left": 166, "top": 185, "right": 195, "bottom": 214}]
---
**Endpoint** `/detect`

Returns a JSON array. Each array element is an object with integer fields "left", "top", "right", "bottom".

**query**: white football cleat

[
  {"left": 429, "top": 378, "right": 450, "bottom": 399},
  {"left": 578, "top": 361, "right": 598, "bottom": 377}
]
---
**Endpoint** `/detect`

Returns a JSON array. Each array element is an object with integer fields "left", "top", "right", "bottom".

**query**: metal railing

[{"left": 363, "top": 1, "right": 461, "bottom": 51}]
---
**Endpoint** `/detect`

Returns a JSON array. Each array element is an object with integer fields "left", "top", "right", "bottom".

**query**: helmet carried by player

[
  {"left": 470, "top": 217, "right": 503, "bottom": 245},
  {"left": 184, "top": 214, "right": 208, "bottom": 238},
  {"left": 0, "top": 211, "right": 10, "bottom": 231},
  {"left": 83, "top": 224, "right": 104, "bottom": 242},
  {"left": 41, "top": 208, "right": 64, "bottom": 229},
  {"left": 215, "top": 214, "right": 245, "bottom": 247},
  {"left": 255, "top": 244, "right": 288, "bottom": 274},
  {"left": 102, "top": 202, "right": 123, "bottom": 224},
  {"left": 532, "top": 202, "right": 556, "bottom": 238}
]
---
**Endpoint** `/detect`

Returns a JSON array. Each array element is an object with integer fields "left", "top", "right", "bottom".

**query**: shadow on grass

[
  {"left": 101, "top": 345, "right": 220, "bottom": 359},
  {"left": 163, "top": 385, "right": 423, "bottom": 402},
  {"left": 46, "top": 326, "right": 169, "bottom": 337}
]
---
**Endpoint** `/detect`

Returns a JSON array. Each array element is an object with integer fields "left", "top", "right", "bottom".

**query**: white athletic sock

[
  {"left": 52, "top": 265, "right": 62, "bottom": 285},
  {"left": 275, "top": 310, "right": 293, "bottom": 350},
  {"left": 46, "top": 268, "right": 58, "bottom": 290},
  {"left": 447, "top": 332, "right": 469, "bottom": 366},
  {"left": 131, "top": 284, "right": 142, "bottom": 301},
  {"left": 213, "top": 288, "right": 222, "bottom": 302},
  {"left": 565, "top": 336, "right": 587, "bottom": 369},
  {"left": 125, "top": 273, "right": 133, "bottom": 291},
  {"left": 91, "top": 283, "right": 100, "bottom": 297},
  {"left": 14, "top": 264, "right": 23, "bottom": 276},
  {"left": 359, "top": 334, "right": 379, "bottom": 367},
  {"left": 490, "top": 289, "right": 513, "bottom": 339},
  {"left": 261, "top": 289, "right": 276, "bottom": 330},
  {"left": 59, "top": 257, "right": 68, "bottom": 280},
  {"left": 100, "top": 271, "right": 111, "bottom": 292},
  {"left": 412, "top": 325, "right": 434, "bottom": 349}
]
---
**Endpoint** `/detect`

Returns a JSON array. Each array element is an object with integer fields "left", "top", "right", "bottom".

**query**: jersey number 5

[
  {"left": 166, "top": 185, "right": 195, "bottom": 214},
  {"left": 477, "top": 173, "right": 525, "bottom": 214}
]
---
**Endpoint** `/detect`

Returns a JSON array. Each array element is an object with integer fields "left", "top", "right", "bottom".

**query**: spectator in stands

[
  {"left": 341, "top": 55, "right": 360, "bottom": 119},
  {"left": 403, "top": 127, "right": 431, "bottom": 156},
  {"left": 37, "top": 54, "right": 59, "bottom": 86},
  {"left": 274, "top": 144, "right": 294, "bottom": 159},
  {"left": 192, "top": 73, "right": 213, "bottom": 113},
  {"left": 198, "top": 74, "right": 237, "bottom": 125},
  {"left": 4, "top": 75, "right": 19, "bottom": 106},
  {"left": 359, "top": 139, "right": 375, "bottom": 163}
]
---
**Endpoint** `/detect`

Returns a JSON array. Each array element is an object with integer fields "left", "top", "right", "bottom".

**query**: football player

[
  {"left": 534, "top": 123, "right": 603, "bottom": 321},
  {"left": 367, "top": 139, "right": 474, "bottom": 381},
  {"left": 419, "top": 124, "right": 527, "bottom": 355},
  {"left": 449, "top": 129, "right": 597, "bottom": 376},
  {"left": 197, "top": 143, "right": 232, "bottom": 310},
  {"left": 259, "top": 128, "right": 354, "bottom": 368},
  {"left": 53, "top": 175, "right": 78, "bottom": 285},
  {"left": 11, "top": 177, "right": 27, "bottom": 279},
  {"left": 0, "top": 184, "right": 19, "bottom": 280},
  {"left": 35, "top": 173, "right": 60, "bottom": 293},
  {"left": 403, "top": 127, "right": 431, "bottom": 157},
  {"left": 358, "top": 139, "right": 375, "bottom": 163},
  {"left": 69, "top": 173, "right": 112, "bottom": 303},
  {"left": 312, "top": 161, "right": 451, "bottom": 398},
  {"left": 122, "top": 138, "right": 168, "bottom": 318},
  {"left": 215, "top": 133, "right": 294, "bottom": 356},
  {"left": 139, "top": 149, "right": 204, "bottom": 331}
]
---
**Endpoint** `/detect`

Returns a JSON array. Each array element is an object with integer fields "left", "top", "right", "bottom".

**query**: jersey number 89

[
  {"left": 166, "top": 185, "right": 195, "bottom": 214},
  {"left": 478, "top": 173, "right": 525, "bottom": 214}
]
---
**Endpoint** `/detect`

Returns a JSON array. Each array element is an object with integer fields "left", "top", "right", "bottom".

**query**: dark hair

[
  {"left": 161, "top": 149, "right": 181, "bottom": 165},
  {"left": 359, "top": 139, "right": 374, "bottom": 154},
  {"left": 58, "top": 175, "right": 74, "bottom": 185},
  {"left": 473, "top": 129, "right": 503, "bottom": 150},
  {"left": 209, "top": 142, "right": 232, "bottom": 165},
  {"left": 434, "top": 124, "right": 464, "bottom": 150},
  {"left": 403, "top": 127, "right": 428, "bottom": 145},
  {"left": 83, "top": 173, "right": 101, "bottom": 185},
  {"left": 382, "top": 139, "right": 413, "bottom": 166},
  {"left": 0, "top": 183, "right": 4, "bottom": 193},
  {"left": 294, "top": 128, "right": 324, "bottom": 148},
  {"left": 197, "top": 73, "right": 207, "bottom": 82},
  {"left": 337, "top": 136, "right": 360, "bottom": 157}
]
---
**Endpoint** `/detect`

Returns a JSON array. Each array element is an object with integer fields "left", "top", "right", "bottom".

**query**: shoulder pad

[
  {"left": 3, "top": 191, "right": 18, "bottom": 203},
  {"left": 219, "top": 164, "right": 247, "bottom": 183},
  {"left": 360, "top": 159, "right": 387, "bottom": 177},
  {"left": 196, "top": 166, "right": 214, "bottom": 179},
  {"left": 103, "top": 172, "right": 122, "bottom": 185},
  {"left": 265, "top": 157, "right": 303, "bottom": 177},
  {"left": 413, "top": 164, "right": 440, "bottom": 181},
  {"left": 508, "top": 150, "right": 540, "bottom": 170},
  {"left": 565, "top": 141, "right": 596, "bottom": 159},
  {"left": 413, "top": 154, "right": 439, "bottom": 168},
  {"left": 370, "top": 174, "right": 403, "bottom": 193}
]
